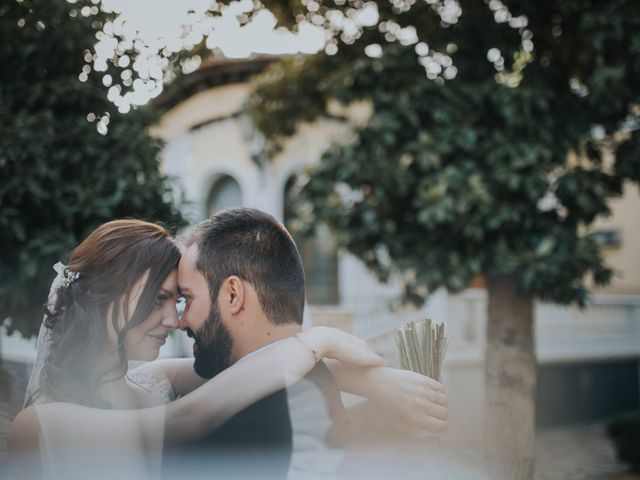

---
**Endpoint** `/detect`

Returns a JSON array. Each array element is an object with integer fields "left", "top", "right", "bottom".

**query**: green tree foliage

[
  {"left": 251, "top": 0, "right": 639, "bottom": 307},
  {"left": 0, "top": 0, "right": 186, "bottom": 338},
  {"left": 250, "top": 1, "right": 639, "bottom": 477}
]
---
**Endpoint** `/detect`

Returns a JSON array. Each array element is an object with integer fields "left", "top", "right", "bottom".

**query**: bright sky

[
  {"left": 97, "top": 0, "right": 330, "bottom": 59},
  {"left": 83, "top": 0, "right": 378, "bottom": 118},
  {"left": 75, "top": 0, "right": 529, "bottom": 130}
]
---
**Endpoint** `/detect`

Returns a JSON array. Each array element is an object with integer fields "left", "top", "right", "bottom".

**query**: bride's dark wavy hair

[{"left": 33, "top": 219, "right": 181, "bottom": 408}]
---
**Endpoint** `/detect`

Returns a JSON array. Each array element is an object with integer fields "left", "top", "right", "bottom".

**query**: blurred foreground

[{"left": 1, "top": 359, "right": 637, "bottom": 480}]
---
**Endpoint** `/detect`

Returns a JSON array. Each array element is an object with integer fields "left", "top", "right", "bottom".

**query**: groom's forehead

[
  {"left": 178, "top": 244, "right": 211, "bottom": 290},
  {"left": 180, "top": 243, "right": 199, "bottom": 272},
  {"left": 178, "top": 245, "right": 200, "bottom": 287}
]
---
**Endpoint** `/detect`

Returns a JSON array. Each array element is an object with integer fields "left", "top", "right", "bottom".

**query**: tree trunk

[{"left": 484, "top": 274, "right": 536, "bottom": 480}]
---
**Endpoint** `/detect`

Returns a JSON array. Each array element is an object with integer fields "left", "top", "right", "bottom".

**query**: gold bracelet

[{"left": 293, "top": 333, "right": 321, "bottom": 363}]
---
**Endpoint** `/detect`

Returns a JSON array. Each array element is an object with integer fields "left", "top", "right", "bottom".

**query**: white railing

[
  {"left": 536, "top": 294, "right": 640, "bottom": 363},
  {"left": 310, "top": 289, "right": 640, "bottom": 368}
]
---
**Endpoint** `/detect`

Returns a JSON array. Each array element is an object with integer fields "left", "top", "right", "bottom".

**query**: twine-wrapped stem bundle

[
  {"left": 394, "top": 319, "right": 452, "bottom": 478},
  {"left": 395, "top": 319, "right": 448, "bottom": 382}
]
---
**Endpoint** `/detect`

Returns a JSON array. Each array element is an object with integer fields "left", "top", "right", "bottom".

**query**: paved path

[
  {"left": 347, "top": 399, "right": 639, "bottom": 480},
  {"left": 536, "top": 423, "right": 638, "bottom": 480}
]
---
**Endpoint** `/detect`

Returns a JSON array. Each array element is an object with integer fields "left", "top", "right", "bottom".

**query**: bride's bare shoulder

[
  {"left": 9, "top": 402, "right": 78, "bottom": 449},
  {"left": 8, "top": 406, "right": 41, "bottom": 451}
]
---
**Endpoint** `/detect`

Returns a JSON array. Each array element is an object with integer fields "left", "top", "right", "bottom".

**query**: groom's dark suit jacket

[{"left": 162, "top": 361, "right": 348, "bottom": 480}]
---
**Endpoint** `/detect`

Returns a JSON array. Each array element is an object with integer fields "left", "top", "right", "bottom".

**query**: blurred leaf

[{"left": 0, "top": 0, "right": 187, "bottom": 337}]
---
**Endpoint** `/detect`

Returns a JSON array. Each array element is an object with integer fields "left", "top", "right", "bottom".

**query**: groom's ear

[{"left": 222, "top": 275, "right": 245, "bottom": 315}]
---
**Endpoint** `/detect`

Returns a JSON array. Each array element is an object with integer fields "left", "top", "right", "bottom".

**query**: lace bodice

[{"left": 126, "top": 371, "right": 175, "bottom": 404}]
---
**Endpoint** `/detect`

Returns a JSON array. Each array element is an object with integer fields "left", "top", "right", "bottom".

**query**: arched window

[
  {"left": 206, "top": 174, "right": 242, "bottom": 216},
  {"left": 284, "top": 175, "right": 339, "bottom": 305}
]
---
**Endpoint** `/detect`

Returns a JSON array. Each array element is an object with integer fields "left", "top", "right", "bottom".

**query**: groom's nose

[{"left": 177, "top": 310, "right": 188, "bottom": 330}]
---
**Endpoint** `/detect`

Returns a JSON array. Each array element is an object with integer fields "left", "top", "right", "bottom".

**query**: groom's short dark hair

[{"left": 188, "top": 207, "right": 305, "bottom": 325}]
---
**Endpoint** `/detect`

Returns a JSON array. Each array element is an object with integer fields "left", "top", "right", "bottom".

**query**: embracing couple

[{"left": 8, "top": 207, "right": 448, "bottom": 479}]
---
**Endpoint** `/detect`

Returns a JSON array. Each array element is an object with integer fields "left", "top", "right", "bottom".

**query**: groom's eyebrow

[{"left": 178, "top": 286, "right": 191, "bottom": 296}]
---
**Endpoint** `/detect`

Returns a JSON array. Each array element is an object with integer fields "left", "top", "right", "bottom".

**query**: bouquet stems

[
  {"left": 394, "top": 319, "right": 447, "bottom": 381},
  {"left": 395, "top": 319, "right": 452, "bottom": 478}
]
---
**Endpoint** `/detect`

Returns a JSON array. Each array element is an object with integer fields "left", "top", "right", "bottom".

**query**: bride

[{"left": 8, "top": 219, "right": 448, "bottom": 476}]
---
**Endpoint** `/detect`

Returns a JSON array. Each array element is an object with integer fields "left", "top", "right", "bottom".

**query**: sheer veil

[
  {"left": 18, "top": 263, "right": 165, "bottom": 479},
  {"left": 23, "top": 262, "right": 71, "bottom": 407}
]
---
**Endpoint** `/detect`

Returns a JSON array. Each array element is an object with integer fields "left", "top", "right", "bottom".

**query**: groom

[{"left": 169, "top": 207, "right": 347, "bottom": 478}]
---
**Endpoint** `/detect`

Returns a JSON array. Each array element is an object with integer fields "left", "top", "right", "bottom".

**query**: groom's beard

[{"left": 187, "top": 301, "right": 234, "bottom": 379}]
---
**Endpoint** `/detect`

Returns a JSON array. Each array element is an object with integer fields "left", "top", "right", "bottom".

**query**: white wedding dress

[{"left": 14, "top": 368, "right": 173, "bottom": 480}]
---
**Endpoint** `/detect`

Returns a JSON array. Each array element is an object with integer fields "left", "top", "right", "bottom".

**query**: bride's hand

[
  {"left": 367, "top": 367, "right": 448, "bottom": 435},
  {"left": 298, "top": 326, "right": 387, "bottom": 367}
]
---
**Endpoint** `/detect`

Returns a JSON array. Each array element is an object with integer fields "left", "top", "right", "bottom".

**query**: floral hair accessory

[{"left": 53, "top": 261, "right": 80, "bottom": 289}]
